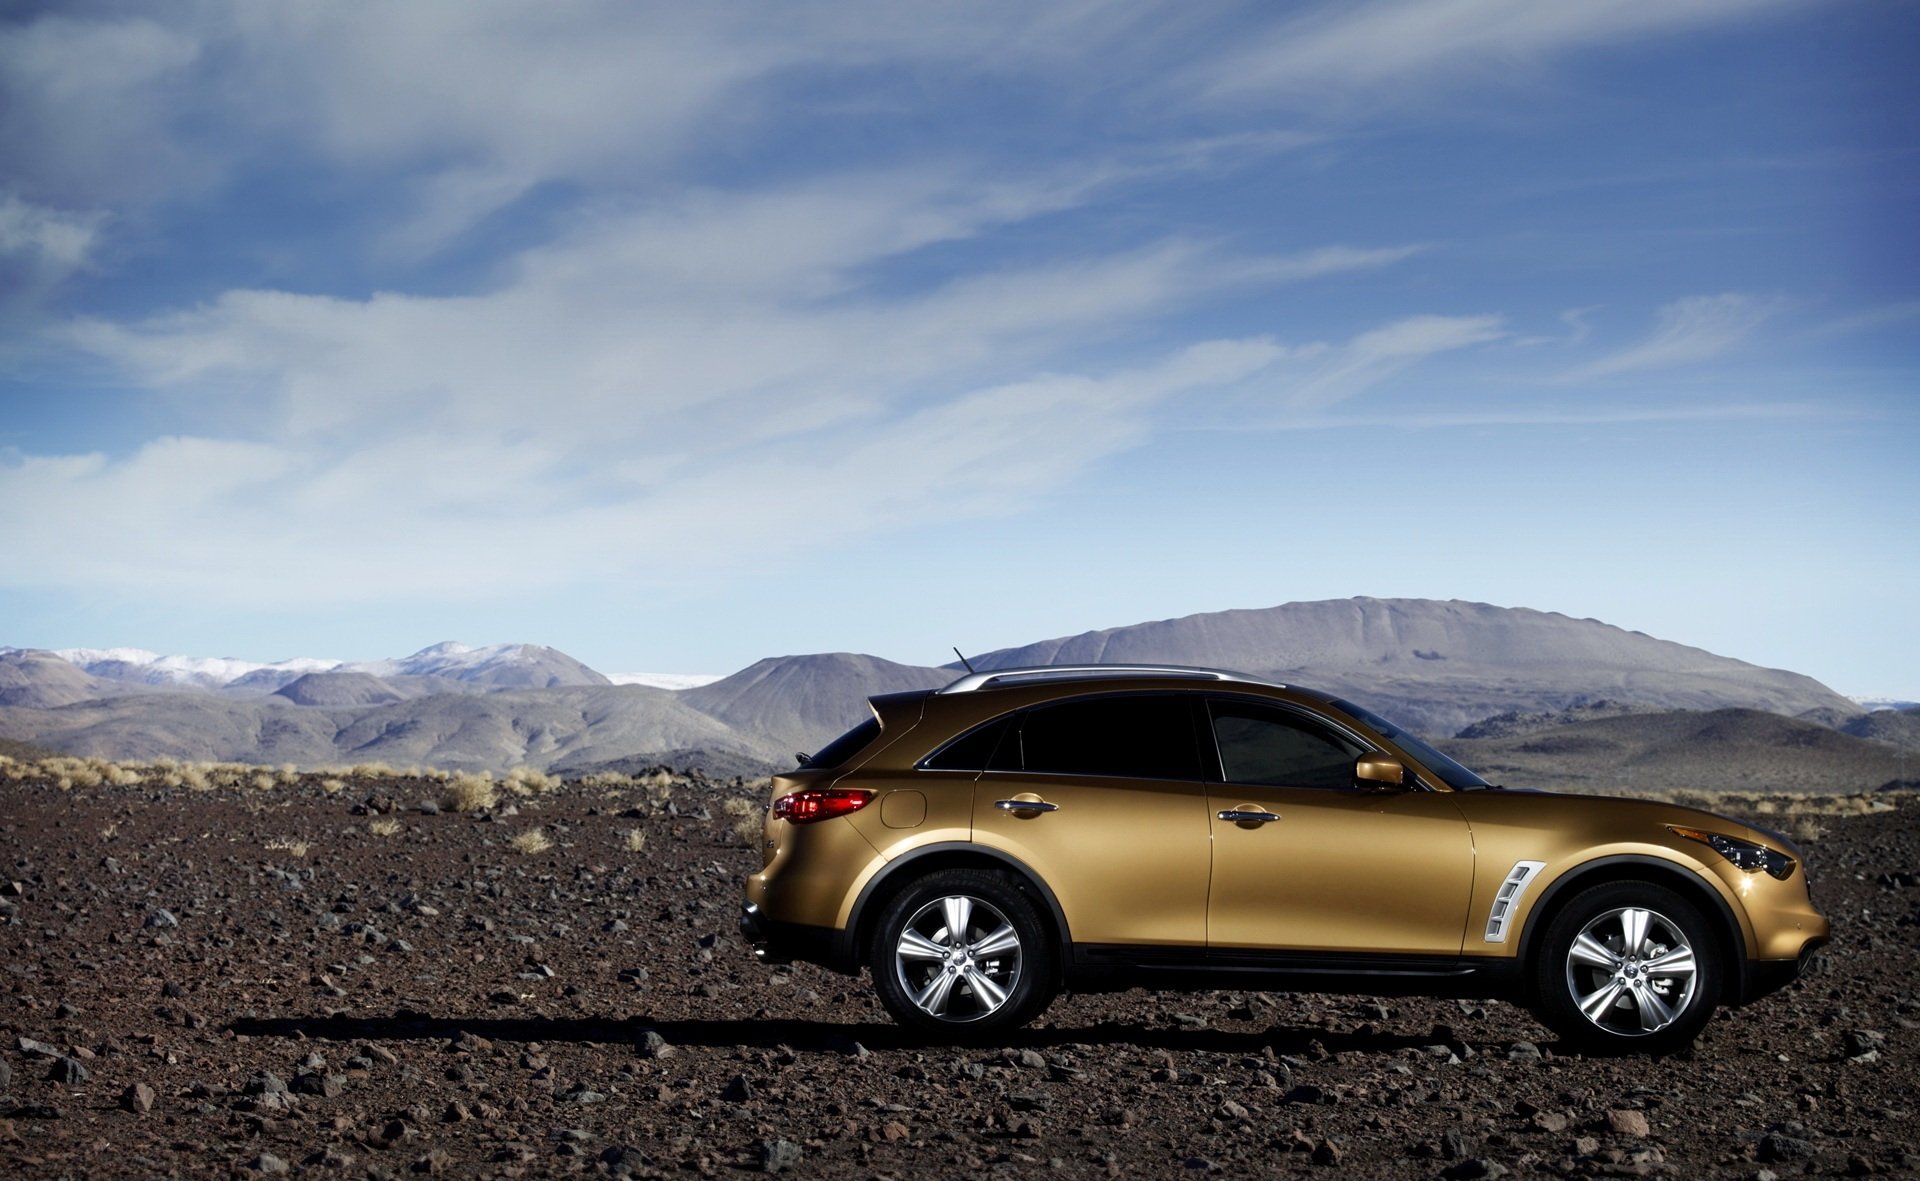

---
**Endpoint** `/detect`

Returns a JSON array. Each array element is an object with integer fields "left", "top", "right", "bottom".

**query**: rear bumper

[{"left": 741, "top": 901, "right": 848, "bottom": 972}]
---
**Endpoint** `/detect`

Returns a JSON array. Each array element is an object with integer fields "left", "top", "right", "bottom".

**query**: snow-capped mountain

[
  {"left": 607, "top": 672, "right": 723, "bottom": 690},
  {"left": 21, "top": 642, "right": 640, "bottom": 693},
  {"left": 44, "top": 647, "right": 340, "bottom": 690}
]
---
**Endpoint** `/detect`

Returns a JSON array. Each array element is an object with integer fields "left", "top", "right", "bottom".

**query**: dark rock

[
  {"left": 412, "top": 1148, "right": 454, "bottom": 1174},
  {"left": 1506, "top": 1041, "right": 1542, "bottom": 1062},
  {"left": 144, "top": 909, "right": 179, "bottom": 929},
  {"left": 244, "top": 1071, "right": 288, "bottom": 1096},
  {"left": 721, "top": 1074, "right": 753, "bottom": 1102},
  {"left": 1441, "top": 1161, "right": 1508, "bottom": 1180},
  {"left": 16, "top": 1038, "right": 60, "bottom": 1058},
  {"left": 1758, "top": 1134, "right": 1819, "bottom": 1163},
  {"left": 637, "top": 1030, "right": 674, "bottom": 1059},
  {"left": 47, "top": 1056, "right": 88, "bottom": 1084},
  {"left": 122, "top": 1082, "right": 156, "bottom": 1114},
  {"left": 245, "top": 1153, "right": 289, "bottom": 1175}
]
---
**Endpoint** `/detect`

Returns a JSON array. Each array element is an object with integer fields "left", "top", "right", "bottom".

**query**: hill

[
  {"left": 968, "top": 597, "right": 1858, "bottom": 736},
  {"left": 1440, "top": 708, "right": 1912, "bottom": 794},
  {"left": 678, "top": 653, "right": 952, "bottom": 761}
]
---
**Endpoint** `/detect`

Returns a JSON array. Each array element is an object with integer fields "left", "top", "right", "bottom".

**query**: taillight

[{"left": 772, "top": 789, "right": 873, "bottom": 824}]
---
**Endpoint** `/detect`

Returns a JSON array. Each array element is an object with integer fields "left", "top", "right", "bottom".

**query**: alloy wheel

[{"left": 892, "top": 893, "right": 1024, "bottom": 1022}]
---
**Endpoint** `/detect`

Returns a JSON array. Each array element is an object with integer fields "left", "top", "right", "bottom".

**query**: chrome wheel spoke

[
  {"left": 1568, "top": 932, "right": 1621, "bottom": 971},
  {"left": 1619, "top": 908, "right": 1652, "bottom": 958},
  {"left": 964, "top": 965, "right": 1009, "bottom": 1011},
  {"left": 896, "top": 929, "right": 949, "bottom": 962},
  {"left": 1628, "top": 981, "right": 1676, "bottom": 1031},
  {"left": 969, "top": 924, "right": 1020, "bottom": 958},
  {"left": 1578, "top": 977, "right": 1628, "bottom": 1022},
  {"left": 1643, "top": 945, "right": 1695, "bottom": 980},
  {"left": 913, "top": 968, "right": 959, "bottom": 1016},
  {"left": 941, "top": 896, "right": 975, "bottom": 945}
]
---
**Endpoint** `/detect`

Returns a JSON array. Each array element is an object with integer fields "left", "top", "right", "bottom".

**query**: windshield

[
  {"left": 1330, "top": 698, "right": 1491, "bottom": 790},
  {"left": 800, "top": 716, "right": 881, "bottom": 770}
]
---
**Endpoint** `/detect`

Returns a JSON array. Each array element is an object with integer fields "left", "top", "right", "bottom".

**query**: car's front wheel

[
  {"left": 1531, "top": 881, "right": 1721, "bottom": 1055},
  {"left": 868, "top": 869, "right": 1057, "bottom": 1038}
]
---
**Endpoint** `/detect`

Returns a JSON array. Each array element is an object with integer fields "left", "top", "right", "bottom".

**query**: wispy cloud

[
  {"left": 0, "top": 194, "right": 107, "bottom": 294},
  {"left": 1561, "top": 293, "right": 1782, "bottom": 381},
  {"left": 1283, "top": 313, "right": 1506, "bottom": 408},
  {"left": 1199, "top": 0, "right": 1801, "bottom": 104}
]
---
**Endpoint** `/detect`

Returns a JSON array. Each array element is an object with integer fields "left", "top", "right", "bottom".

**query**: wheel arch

[
  {"left": 839, "top": 843, "right": 1071, "bottom": 971},
  {"left": 1514, "top": 855, "right": 1746, "bottom": 1005}
]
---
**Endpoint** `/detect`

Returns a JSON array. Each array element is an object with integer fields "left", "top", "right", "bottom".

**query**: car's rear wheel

[
  {"left": 868, "top": 869, "right": 1057, "bottom": 1038},
  {"left": 1531, "top": 881, "right": 1720, "bottom": 1055}
]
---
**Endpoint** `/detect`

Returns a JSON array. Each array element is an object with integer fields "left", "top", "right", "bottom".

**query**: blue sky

[{"left": 1, "top": 0, "right": 1915, "bottom": 693}]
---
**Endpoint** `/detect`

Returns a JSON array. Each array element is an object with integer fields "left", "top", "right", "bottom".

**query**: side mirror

[{"left": 1354, "top": 753, "right": 1408, "bottom": 790}]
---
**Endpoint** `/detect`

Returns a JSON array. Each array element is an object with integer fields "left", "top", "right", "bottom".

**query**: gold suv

[{"left": 741, "top": 666, "right": 1829, "bottom": 1053}]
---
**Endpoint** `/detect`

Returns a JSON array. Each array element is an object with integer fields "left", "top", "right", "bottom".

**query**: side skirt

[{"left": 1065, "top": 944, "right": 1525, "bottom": 1000}]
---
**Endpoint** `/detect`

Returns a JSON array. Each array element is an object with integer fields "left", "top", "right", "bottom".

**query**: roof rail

[{"left": 935, "top": 664, "right": 1283, "bottom": 695}]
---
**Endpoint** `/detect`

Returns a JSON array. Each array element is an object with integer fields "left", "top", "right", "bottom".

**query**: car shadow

[{"left": 230, "top": 1012, "right": 1443, "bottom": 1056}]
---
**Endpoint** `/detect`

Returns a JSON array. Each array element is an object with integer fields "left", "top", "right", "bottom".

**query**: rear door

[
  {"left": 1202, "top": 697, "right": 1475, "bottom": 956},
  {"left": 969, "top": 692, "right": 1212, "bottom": 949}
]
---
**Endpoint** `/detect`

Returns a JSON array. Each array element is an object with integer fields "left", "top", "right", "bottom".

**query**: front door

[{"left": 1202, "top": 698, "right": 1475, "bottom": 956}]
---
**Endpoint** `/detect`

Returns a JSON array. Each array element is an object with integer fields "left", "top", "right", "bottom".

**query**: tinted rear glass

[
  {"left": 1017, "top": 694, "right": 1200, "bottom": 779},
  {"left": 921, "top": 714, "right": 1014, "bottom": 771},
  {"left": 801, "top": 717, "right": 881, "bottom": 769}
]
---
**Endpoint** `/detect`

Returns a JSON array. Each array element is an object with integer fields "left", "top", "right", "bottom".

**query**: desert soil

[{"left": 0, "top": 773, "right": 1914, "bottom": 1179}]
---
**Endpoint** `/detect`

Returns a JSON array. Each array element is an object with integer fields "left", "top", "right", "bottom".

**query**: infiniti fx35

[{"left": 741, "top": 666, "right": 1829, "bottom": 1053}]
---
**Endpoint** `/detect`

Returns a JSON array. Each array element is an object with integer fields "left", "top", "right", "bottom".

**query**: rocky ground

[{"left": 0, "top": 770, "right": 1914, "bottom": 1180}]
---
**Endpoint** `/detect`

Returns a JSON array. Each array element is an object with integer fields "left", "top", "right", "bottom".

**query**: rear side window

[
  {"left": 921, "top": 714, "right": 1016, "bottom": 771},
  {"left": 1017, "top": 694, "right": 1200, "bottom": 780},
  {"left": 1208, "top": 700, "right": 1362, "bottom": 789},
  {"left": 801, "top": 717, "right": 881, "bottom": 770}
]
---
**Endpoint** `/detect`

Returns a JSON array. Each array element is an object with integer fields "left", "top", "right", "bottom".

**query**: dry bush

[
  {"left": 1790, "top": 817, "right": 1825, "bottom": 844},
  {"left": 441, "top": 772, "right": 499, "bottom": 813},
  {"left": 248, "top": 772, "right": 277, "bottom": 792},
  {"left": 509, "top": 829, "right": 553, "bottom": 855},
  {"left": 320, "top": 777, "right": 346, "bottom": 795},
  {"left": 265, "top": 836, "right": 310, "bottom": 858},
  {"left": 721, "top": 796, "right": 763, "bottom": 844},
  {"left": 348, "top": 762, "right": 402, "bottom": 780},
  {"left": 503, "top": 766, "right": 559, "bottom": 797},
  {"left": 369, "top": 818, "right": 402, "bottom": 837},
  {"left": 623, "top": 828, "right": 647, "bottom": 853},
  {"left": 578, "top": 772, "right": 632, "bottom": 790}
]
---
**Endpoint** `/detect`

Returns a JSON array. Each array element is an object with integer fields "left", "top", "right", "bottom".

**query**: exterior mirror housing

[{"left": 1354, "top": 753, "right": 1408, "bottom": 789}]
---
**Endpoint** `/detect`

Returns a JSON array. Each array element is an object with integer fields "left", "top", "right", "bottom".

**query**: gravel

[{"left": 0, "top": 770, "right": 1914, "bottom": 1178}]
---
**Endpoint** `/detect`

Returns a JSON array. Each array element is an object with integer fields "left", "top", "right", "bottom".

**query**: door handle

[
  {"left": 1217, "top": 808, "right": 1280, "bottom": 824},
  {"left": 994, "top": 799, "right": 1059, "bottom": 814}
]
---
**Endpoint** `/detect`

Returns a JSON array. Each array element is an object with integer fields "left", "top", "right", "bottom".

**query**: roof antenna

[{"left": 953, "top": 646, "right": 977, "bottom": 674}]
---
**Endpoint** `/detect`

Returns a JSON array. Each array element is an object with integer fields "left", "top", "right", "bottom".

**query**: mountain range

[{"left": 0, "top": 598, "right": 1904, "bottom": 789}]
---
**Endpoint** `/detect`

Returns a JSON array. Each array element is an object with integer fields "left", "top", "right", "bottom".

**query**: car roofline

[{"left": 934, "top": 664, "right": 1287, "bottom": 695}]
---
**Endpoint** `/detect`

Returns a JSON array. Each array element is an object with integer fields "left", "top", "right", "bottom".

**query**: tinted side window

[
  {"left": 1018, "top": 695, "right": 1199, "bottom": 779},
  {"left": 921, "top": 714, "right": 1014, "bottom": 771},
  {"left": 1208, "top": 701, "right": 1362, "bottom": 789}
]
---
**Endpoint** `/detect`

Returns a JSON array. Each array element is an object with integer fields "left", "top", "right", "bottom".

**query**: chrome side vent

[{"left": 1485, "top": 860, "right": 1546, "bottom": 943}]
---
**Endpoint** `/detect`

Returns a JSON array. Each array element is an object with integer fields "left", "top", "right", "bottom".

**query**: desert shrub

[
  {"left": 441, "top": 772, "right": 499, "bottom": 813},
  {"left": 624, "top": 828, "right": 647, "bottom": 853},
  {"left": 320, "top": 777, "right": 346, "bottom": 795},
  {"left": 265, "top": 837, "right": 310, "bottom": 858},
  {"left": 348, "top": 762, "right": 402, "bottom": 780},
  {"left": 509, "top": 829, "right": 553, "bottom": 855},
  {"left": 369, "top": 818, "right": 402, "bottom": 837},
  {"left": 503, "top": 766, "right": 559, "bottom": 796},
  {"left": 721, "top": 797, "right": 763, "bottom": 844},
  {"left": 248, "top": 772, "right": 277, "bottom": 792}
]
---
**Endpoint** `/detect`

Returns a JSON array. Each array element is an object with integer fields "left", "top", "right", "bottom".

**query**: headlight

[{"left": 1668, "top": 825, "right": 1795, "bottom": 880}]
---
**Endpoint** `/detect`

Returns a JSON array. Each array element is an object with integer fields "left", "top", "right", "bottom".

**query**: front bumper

[{"left": 1739, "top": 937, "right": 1828, "bottom": 1005}]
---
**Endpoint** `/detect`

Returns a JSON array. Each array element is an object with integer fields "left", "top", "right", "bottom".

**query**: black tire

[
  {"left": 1530, "top": 881, "right": 1721, "bottom": 1055},
  {"left": 867, "top": 869, "right": 1058, "bottom": 1039}
]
